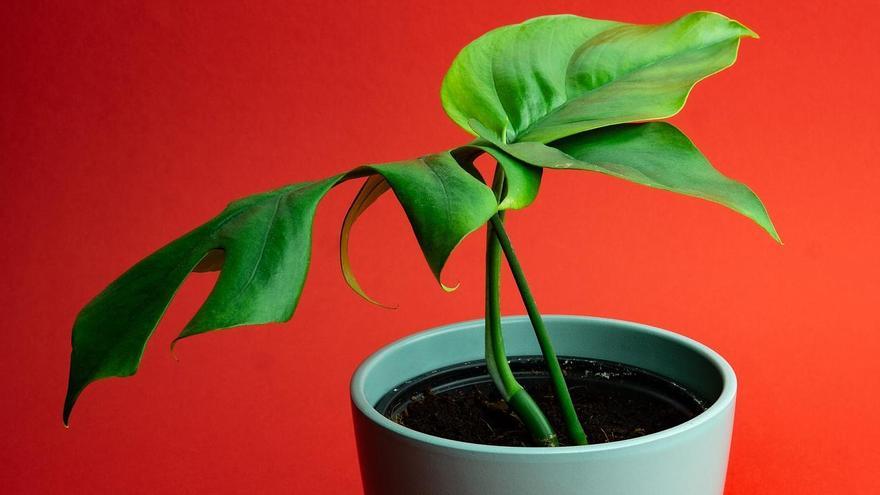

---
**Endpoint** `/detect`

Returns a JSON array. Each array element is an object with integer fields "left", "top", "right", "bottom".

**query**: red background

[{"left": 3, "top": 1, "right": 878, "bottom": 493}]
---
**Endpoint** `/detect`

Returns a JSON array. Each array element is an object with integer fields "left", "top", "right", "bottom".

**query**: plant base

[
  {"left": 351, "top": 316, "right": 737, "bottom": 495},
  {"left": 379, "top": 356, "right": 706, "bottom": 447}
]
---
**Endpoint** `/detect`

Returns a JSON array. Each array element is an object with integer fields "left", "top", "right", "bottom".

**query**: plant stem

[
  {"left": 485, "top": 166, "right": 558, "bottom": 447},
  {"left": 489, "top": 215, "right": 589, "bottom": 445}
]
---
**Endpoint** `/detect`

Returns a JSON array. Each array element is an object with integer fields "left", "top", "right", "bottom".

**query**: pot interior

[
  {"left": 376, "top": 355, "right": 708, "bottom": 446},
  {"left": 355, "top": 316, "right": 732, "bottom": 436}
]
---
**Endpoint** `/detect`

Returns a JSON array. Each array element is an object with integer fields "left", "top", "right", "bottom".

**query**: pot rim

[{"left": 350, "top": 314, "right": 736, "bottom": 456}]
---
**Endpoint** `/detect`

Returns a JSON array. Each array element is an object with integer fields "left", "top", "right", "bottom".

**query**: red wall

[{"left": 3, "top": 1, "right": 878, "bottom": 493}]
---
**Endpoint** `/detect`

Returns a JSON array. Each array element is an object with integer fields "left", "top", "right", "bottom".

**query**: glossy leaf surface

[
  {"left": 442, "top": 12, "right": 756, "bottom": 144},
  {"left": 370, "top": 154, "right": 498, "bottom": 286},
  {"left": 65, "top": 11, "right": 777, "bottom": 428},
  {"left": 65, "top": 153, "right": 497, "bottom": 424},
  {"left": 339, "top": 153, "right": 498, "bottom": 299},
  {"left": 453, "top": 144, "right": 543, "bottom": 210},
  {"left": 475, "top": 120, "right": 779, "bottom": 241},
  {"left": 64, "top": 178, "right": 340, "bottom": 424}
]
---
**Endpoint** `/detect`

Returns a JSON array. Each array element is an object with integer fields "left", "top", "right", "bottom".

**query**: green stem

[
  {"left": 489, "top": 215, "right": 589, "bottom": 445},
  {"left": 485, "top": 166, "right": 558, "bottom": 447}
]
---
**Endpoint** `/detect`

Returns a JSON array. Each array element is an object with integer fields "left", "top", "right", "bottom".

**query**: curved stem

[
  {"left": 485, "top": 199, "right": 518, "bottom": 395},
  {"left": 490, "top": 215, "right": 588, "bottom": 445},
  {"left": 485, "top": 166, "right": 557, "bottom": 447}
]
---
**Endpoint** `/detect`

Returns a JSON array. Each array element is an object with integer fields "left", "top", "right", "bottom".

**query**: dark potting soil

[{"left": 377, "top": 356, "right": 708, "bottom": 447}]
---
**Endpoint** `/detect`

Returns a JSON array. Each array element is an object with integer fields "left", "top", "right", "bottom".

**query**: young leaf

[
  {"left": 442, "top": 12, "right": 756, "bottom": 144},
  {"left": 365, "top": 153, "right": 499, "bottom": 289},
  {"left": 442, "top": 15, "right": 620, "bottom": 143},
  {"left": 475, "top": 120, "right": 779, "bottom": 242},
  {"left": 340, "top": 152, "right": 499, "bottom": 298},
  {"left": 453, "top": 144, "right": 543, "bottom": 210}
]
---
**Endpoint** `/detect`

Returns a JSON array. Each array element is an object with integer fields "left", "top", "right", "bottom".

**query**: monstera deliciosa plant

[{"left": 64, "top": 11, "right": 777, "bottom": 447}]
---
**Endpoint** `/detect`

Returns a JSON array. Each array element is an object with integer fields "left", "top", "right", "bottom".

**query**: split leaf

[{"left": 65, "top": 152, "right": 498, "bottom": 424}]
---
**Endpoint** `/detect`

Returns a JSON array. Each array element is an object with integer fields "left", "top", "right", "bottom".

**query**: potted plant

[{"left": 63, "top": 11, "right": 778, "bottom": 495}]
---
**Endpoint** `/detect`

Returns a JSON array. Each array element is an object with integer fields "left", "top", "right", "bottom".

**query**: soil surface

[{"left": 381, "top": 357, "right": 708, "bottom": 447}]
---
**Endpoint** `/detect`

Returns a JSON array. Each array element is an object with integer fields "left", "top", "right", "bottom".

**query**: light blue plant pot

[{"left": 351, "top": 315, "right": 736, "bottom": 495}]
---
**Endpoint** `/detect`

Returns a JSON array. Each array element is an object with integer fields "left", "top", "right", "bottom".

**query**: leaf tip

[
  {"left": 441, "top": 281, "right": 461, "bottom": 293},
  {"left": 698, "top": 11, "right": 758, "bottom": 39},
  {"left": 62, "top": 359, "right": 91, "bottom": 428},
  {"left": 731, "top": 19, "right": 759, "bottom": 39},
  {"left": 341, "top": 258, "right": 399, "bottom": 309},
  {"left": 758, "top": 218, "right": 782, "bottom": 244},
  {"left": 771, "top": 229, "right": 783, "bottom": 245},
  {"left": 169, "top": 335, "right": 184, "bottom": 356},
  {"left": 359, "top": 292, "right": 399, "bottom": 310},
  {"left": 62, "top": 387, "right": 79, "bottom": 428},
  {"left": 741, "top": 25, "right": 759, "bottom": 39}
]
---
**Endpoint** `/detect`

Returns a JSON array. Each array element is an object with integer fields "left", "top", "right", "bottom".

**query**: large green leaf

[
  {"left": 63, "top": 178, "right": 338, "bottom": 425},
  {"left": 64, "top": 153, "right": 497, "bottom": 424},
  {"left": 441, "top": 12, "right": 756, "bottom": 144},
  {"left": 474, "top": 120, "right": 779, "bottom": 242}
]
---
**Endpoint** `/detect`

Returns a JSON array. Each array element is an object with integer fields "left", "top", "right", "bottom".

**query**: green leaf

[
  {"left": 175, "top": 181, "right": 343, "bottom": 341},
  {"left": 453, "top": 144, "right": 543, "bottom": 210},
  {"left": 63, "top": 177, "right": 341, "bottom": 425},
  {"left": 340, "top": 175, "right": 394, "bottom": 307},
  {"left": 340, "top": 152, "right": 499, "bottom": 299},
  {"left": 441, "top": 12, "right": 756, "bottom": 144},
  {"left": 65, "top": 153, "right": 499, "bottom": 424},
  {"left": 475, "top": 120, "right": 779, "bottom": 242},
  {"left": 365, "top": 153, "right": 499, "bottom": 287}
]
